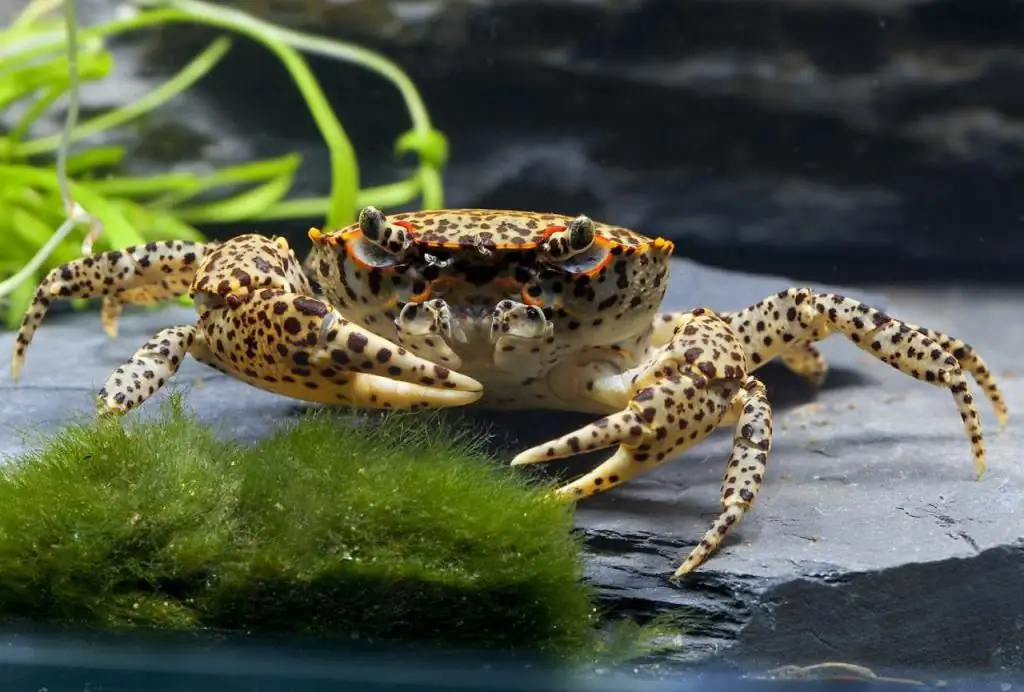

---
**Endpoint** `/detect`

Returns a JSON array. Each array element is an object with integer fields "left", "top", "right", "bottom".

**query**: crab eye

[
  {"left": 541, "top": 215, "right": 597, "bottom": 262},
  {"left": 567, "top": 215, "right": 595, "bottom": 252},
  {"left": 359, "top": 206, "right": 388, "bottom": 244},
  {"left": 540, "top": 215, "right": 610, "bottom": 274},
  {"left": 358, "top": 205, "right": 410, "bottom": 254}
]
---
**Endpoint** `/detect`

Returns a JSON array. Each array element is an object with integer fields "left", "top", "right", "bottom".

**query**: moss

[
  {"left": 0, "top": 396, "right": 601, "bottom": 658},
  {"left": 591, "top": 612, "right": 692, "bottom": 664}
]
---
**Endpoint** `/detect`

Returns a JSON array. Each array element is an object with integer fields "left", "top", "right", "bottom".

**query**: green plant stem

[
  {"left": 11, "top": 0, "right": 62, "bottom": 28},
  {"left": 0, "top": 10, "right": 182, "bottom": 72},
  {"left": 4, "top": 1, "right": 445, "bottom": 217},
  {"left": 143, "top": 0, "right": 435, "bottom": 141},
  {"left": 136, "top": 0, "right": 444, "bottom": 212},
  {"left": 55, "top": 0, "right": 79, "bottom": 210},
  {"left": 134, "top": 3, "right": 358, "bottom": 227},
  {"left": 0, "top": 217, "right": 76, "bottom": 299},
  {"left": 0, "top": 0, "right": 92, "bottom": 302},
  {"left": 99, "top": 3, "right": 361, "bottom": 228}
]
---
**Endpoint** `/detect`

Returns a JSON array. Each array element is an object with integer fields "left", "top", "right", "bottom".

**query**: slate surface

[
  {"left": 41, "top": 0, "right": 1024, "bottom": 285},
  {"left": 1, "top": 259, "right": 1021, "bottom": 678}
]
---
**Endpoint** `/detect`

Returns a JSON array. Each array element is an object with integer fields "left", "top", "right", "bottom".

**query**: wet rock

[
  {"left": 162, "top": 0, "right": 1024, "bottom": 284},
  {"left": 8, "top": 0, "right": 1022, "bottom": 286},
  {"left": 1, "top": 256, "right": 1021, "bottom": 675},
  {"left": 559, "top": 285, "right": 1024, "bottom": 675}
]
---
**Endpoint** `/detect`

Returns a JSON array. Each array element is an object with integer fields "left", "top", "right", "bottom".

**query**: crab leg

[
  {"left": 514, "top": 309, "right": 778, "bottom": 575},
  {"left": 13, "top": 234, "right": 483, "bottom": 414},
  {"left": 12, "top": 240, "right": 212, "bottom": 381},
  {"left": 96, "top": 325, "right": 198, "bottom": 414},
  {"left": 653, "top": 311, "right": 828, "bottom": 388},
  {"left": 775, "top": 341, "right": 829, "bottom": 388},
  {"left": 675, "top": 378, "right": 772, "bottom": 576},
  {"left": 721, "top": 288, "right": 1008, "bottom": 478}
]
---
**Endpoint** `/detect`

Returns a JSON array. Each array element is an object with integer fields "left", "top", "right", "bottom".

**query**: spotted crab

[{"left": 10, "top": 207, "right": 1009, "bottom": 577}]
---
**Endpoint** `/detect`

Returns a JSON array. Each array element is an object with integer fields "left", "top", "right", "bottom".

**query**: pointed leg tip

[
  {"left": 549, "top": 487, "right": 581, "bottom": 506},
  {"left": 672, "top": 555, "right": 700, "bottom": 580},
  {"left": 95, "top": 392, "right": 129, "bottom": 417},
  {"left": 509, "top": 450, "right": 545, "bottom": 466},
  {"left": 973, "top": 454, "right": 986, "bottom": 481}
]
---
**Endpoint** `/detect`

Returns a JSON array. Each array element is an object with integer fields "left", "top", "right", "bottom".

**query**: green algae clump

[{"left": 0, "top": 397, "right": 598, "bottom": 658}]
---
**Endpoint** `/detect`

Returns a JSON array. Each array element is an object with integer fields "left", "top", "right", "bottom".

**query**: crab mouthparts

[{"left": 446, "top": 302, "right": 500, "bottom": 320}]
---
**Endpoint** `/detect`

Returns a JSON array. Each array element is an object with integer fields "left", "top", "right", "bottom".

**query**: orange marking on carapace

[
  {"left": 406, "top": 282, "right": 433, "bottom": 303},
  {"left": 520, "top": 286, "right": 545, "bottom": 307}
]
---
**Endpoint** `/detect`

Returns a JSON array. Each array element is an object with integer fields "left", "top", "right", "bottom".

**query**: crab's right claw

[
  {"left": 512, "top": 308, "right": 776, "bottom": 579},
  {"left": 198, "top": 288, "right": 483, "bottom": 410}
]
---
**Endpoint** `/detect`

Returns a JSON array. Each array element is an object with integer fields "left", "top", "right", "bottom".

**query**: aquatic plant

[{"left": 0, "top": 0, "right": 448, "bottom": 329}]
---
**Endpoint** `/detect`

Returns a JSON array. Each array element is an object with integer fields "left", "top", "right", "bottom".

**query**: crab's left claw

[
  {"left": 511, "top": 407, "right": 650, "bottom": 481},
  {"left": 512, "top": 308, "right": 775, "bottom": 578}
]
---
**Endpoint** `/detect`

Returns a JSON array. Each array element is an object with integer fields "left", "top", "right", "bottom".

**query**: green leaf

[
  {"left": 1, "top": 184, "right": 50, "bottom": 217},
  {"left": 3, "top": 269, "right": 36, "bottom": 330},
  {"left": 64, "top": 145, "right": 127, "bottom": 175},
  {"left": 0, "top": 50, "right": 112, "bottom": 112},
  {"left": 0, "top": 166, "right": 142, "bottom": 249},
  {"left": 173, "top": 166, "right": 296, "bottom": 224},
  {"left": 8, "top": 206, "right": 79, "bottom": 266},
  {"left": 395, "top": 128, "right": 449, "bottom": 169},
  {"left": 87, "top": 171, "right": 204, "bottom": 200},
  {"left": 145, "top": 213, "right": 208, "bottom": 242},
  {"left": 13, "top": 37, "right": 232, "bottom": 157},
  {"left": 146, "top": 153, "right": 301, "bottom": 210},
  {"left": 10, "top": 83, "right": 67, "bottom": 145}
]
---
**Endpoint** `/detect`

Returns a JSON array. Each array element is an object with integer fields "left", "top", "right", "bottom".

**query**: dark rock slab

[
  {"left": 100, "top": 0, "right": 1024, "bottom": 285},
  {"left": 7, "top": 0, "right": 1022, "bottom": 286},
  {"left": 566, "top": 286, "right": 1023, "bottom": 677},
  {"left": 1, "top": 262, "right": 1022, "bottom": 679}
]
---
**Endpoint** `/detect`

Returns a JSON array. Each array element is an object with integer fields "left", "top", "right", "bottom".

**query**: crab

[{"left": 10, "top": 207, "right": 1010, "bottom": 578}]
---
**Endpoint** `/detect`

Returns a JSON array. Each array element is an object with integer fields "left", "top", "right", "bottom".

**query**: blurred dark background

[{"left": 84, "top": 0, "right": 1024, "bottom": 284}]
